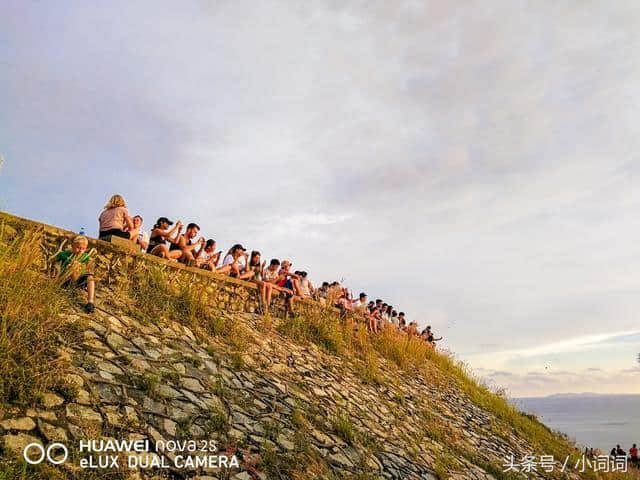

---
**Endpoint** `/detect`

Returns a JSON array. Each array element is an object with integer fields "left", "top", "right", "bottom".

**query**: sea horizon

[{"left": 515, "top": 393, "right": 640, "bottom": 453}]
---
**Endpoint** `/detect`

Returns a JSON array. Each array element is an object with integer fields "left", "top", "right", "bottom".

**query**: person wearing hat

[
  {"left": 217, "top": 243, "right": 248, "bottom": 276},
  {"left": 146, "top": 217, "right": 183, "bottom": 260},
  {"left": 277, "top": 260, "right": 304, "bottom": 297}
]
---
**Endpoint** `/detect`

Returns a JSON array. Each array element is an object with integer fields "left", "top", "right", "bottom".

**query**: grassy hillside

[{"left": 0, "top": 225, "right": 638, "bottom": 480}]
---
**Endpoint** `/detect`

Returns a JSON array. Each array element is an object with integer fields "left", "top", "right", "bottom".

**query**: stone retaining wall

[{"left": 0, "top": 210, "right": 327, "bottom": 318}]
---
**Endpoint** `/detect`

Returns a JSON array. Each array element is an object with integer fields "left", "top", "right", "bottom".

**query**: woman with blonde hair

[{"left": 98, "top": 194, "right": 134, "bottom": 240}]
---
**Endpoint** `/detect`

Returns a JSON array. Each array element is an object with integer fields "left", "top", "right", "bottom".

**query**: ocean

[{"left": 516, "top": 394, "right": 640, "bottom": 453}]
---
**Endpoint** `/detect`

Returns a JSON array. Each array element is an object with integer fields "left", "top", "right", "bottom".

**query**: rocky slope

[
  {"left": 1, "top": 292, "right": 588, "bottom": 480},
  {"left": 0, "top": 211, "right": 591, "bottom": 480}
]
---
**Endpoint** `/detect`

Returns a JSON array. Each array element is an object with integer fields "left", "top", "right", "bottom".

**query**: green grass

[
  {"left": 0, "top": 230, "right": 78, "bottom": 406},
  {"left": 331, "top": 412, "right": 357, "bottom": 446},
  {"left": 230, "top": 351, "right": 245, "bottom": 370},
  {"left": 204, "top": 408, "right": 229, "bottom": 434},
  {"left": 52, "top": 381, "right": 79, "bottom": 403},
  {"left": 421, "top": 410, "right": 448, "bottom": 444},
  {"left": 132, "top": 373, "right": 159, "bottom": 398},
  {"left": 355, "top": 353, "right": 382, "bottom": 386},
  {"left": 212, "top": 375, "right": 226, "bottom": 398},
  {"left": 124, "top": 263, "right": 250, "bottom": 365},
  {"left": 262, "top": 418, "right": 282, "bottom": 441},
  {"left": 258, "top": 443, "right": 332, "bottom": 480},
  {"left": 125, "top": 264, "right": 208, "bottom": 329},
  {"left": 277, "top": 309, "right": 348, "bottom": 355},
  {"left": 159, "top": 368, "right": 180, "bottom": 384}
]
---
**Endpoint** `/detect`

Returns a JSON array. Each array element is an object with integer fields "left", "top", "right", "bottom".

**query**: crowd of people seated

[
  {"left": 313, "top": 287, "right": 443, "bottom": 345},
  {"left": 70, "top": 194, "right": 443, "bottom": 345}
]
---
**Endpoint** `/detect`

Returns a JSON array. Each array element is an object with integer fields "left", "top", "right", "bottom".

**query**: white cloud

[{"left": 2, "top": 0, "right": 640, "bottom": 395}]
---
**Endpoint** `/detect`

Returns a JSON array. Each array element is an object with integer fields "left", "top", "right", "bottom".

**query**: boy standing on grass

[{"left": 55, "top": 235, "right": 96, "bottom": 313}]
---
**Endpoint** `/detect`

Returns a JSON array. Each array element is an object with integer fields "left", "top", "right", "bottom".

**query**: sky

[{"left": 1, "top": 0, "right": 639, "bottom": 397}]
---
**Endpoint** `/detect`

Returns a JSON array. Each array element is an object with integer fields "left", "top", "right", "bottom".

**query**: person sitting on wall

[
  {"left": 235, "top": 250, "right": 258, "bottom": 281},
  {"left": 170, "top": 222, "right": 204, "bottom": 264},
  {"left": 407, "top": 321, "right": 419, "bottom": 336},
  {"left": 366, "top": 302, "right": 379, "bottom": 333},
  {"left": 390, "top": 309, "right": 399, "bottom": 327},
  {"left": 297, "top": 271, "right": 315, "bottom": 299},
  {"left": 246, "top": 251, "right": 274, "bottom": 311},
  {"left": 380, "top": 303, "right": 388, "bottom": 322},
  {"left": 316, "top": 282, "right": 329, "bottom": 303},
  {"left": 55, "top": 235, "right": 96, "bottom": 313},
  {"left": 98, "top": 194, "right": 134, "bottom": 240},
  {"left": 147, "top": 218, "right": 183, "bottom": 260},
  {"left": 169, "top": 223, "right": 205, "bottom": 265},
  {"left": 335, "top": 288, "right": 354, "bottom": 312},
  {"left": 373, "top": 301, "right": 387, "bottom": 331},
  {"left": 217, "top": 244, "right": 248, "bottom": 276},
  {"left": 127, "top": 215, "right": 149, "bottom": 252},
  {"left": 364, "top": 301, "right": 374, "bottom": 331},
  {"left": 397, "top": 312, "right": 406, "bottom": 331},
  {"left": 196, "top": 239, "right": 221, "bottom": 270},
  {"left": 277, "top": 260, "right": 303, "bottom": 297},
  {"left": 263, "top": 258, "right": 296, "bottom": 315},
  {"left": 384, "top": 304, "right": 393, "bottom": 323},
  {"left": 351, "top": 293, "right": 369, "bottom": 325},
  {"left": 352, "top": 292, "right": 367, "bottom": 309},
  {"left": 375, "top": 298, "right": 383, "bottom": 312}
]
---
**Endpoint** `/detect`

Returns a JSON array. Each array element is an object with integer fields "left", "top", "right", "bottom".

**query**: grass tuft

[{"left": 331, "top": 412, "right": 357, "bottom": 446}]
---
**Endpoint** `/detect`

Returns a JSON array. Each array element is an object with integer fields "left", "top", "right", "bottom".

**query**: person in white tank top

[{"left": 298, "top": 271, "right": 314, "bottom": 298}]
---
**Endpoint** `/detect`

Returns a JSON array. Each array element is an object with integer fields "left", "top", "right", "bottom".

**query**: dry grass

[
  {"left": 0, "top": 229, "right": 78, "bottom": 406},
  {"left": 276, "top": 307, "right": 628, "bottom": 479},
  {"left": 125, "top": 263, "right": 246, "bottom": 345},
  {"left": 2, "top": 221, "right": 639, "bottom": 479},
  {"left": 126, "top": 265, "right": 209, "bottom": 325}
]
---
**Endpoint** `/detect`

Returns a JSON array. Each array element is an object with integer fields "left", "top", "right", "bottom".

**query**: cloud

[
  {"left": 486, "top": 370, "right": 516, "bottom": 378},
  {"left": 470, "top": 330, "right": 640, "bottom": 365},
  {"left": 620, "top": 368, "right": 640, "bottom": 375},
  {"left": 481, "top": 367, "right": 640, "bottom": 398},
  {"left": 2, "top": 0, "right": 640, "bottom": 396}
]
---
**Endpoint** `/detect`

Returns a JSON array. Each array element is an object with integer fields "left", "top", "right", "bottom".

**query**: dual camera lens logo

[{"left": 23, "top": 442, "right": 69, "bottom": 465}]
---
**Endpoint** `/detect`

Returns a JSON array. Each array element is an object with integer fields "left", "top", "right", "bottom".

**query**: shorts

[
  {"left": 99, "top": 229, "right": 130, "bottom": 240},
  {"left": 282, "top": 279, "right": 293, "bottom": 290},
  {"left": 63, "top": 274, "right": 91, "bottom": 289}
]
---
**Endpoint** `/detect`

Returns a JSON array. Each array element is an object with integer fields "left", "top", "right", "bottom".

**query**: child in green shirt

[{"left": 55, "top": 235, "right": 96, "bottom": 313}]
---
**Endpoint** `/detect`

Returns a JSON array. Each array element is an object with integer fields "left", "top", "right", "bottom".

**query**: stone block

[{"left": 102, "top": 235, "right": 141, "bottom": 254}]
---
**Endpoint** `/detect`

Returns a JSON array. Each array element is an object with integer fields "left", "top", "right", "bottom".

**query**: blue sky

[{"left": 2, "top": 0, "right": 640, "bottom": 396}]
